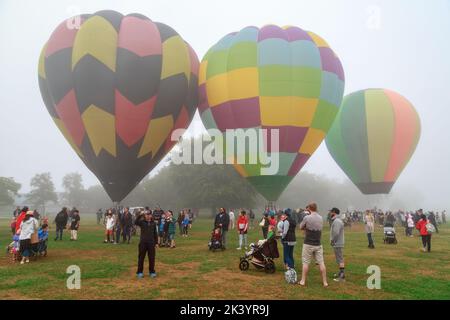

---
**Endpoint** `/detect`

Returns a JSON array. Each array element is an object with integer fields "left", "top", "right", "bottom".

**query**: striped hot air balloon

[
  {"left": 38, "top": 10, "right": 199, "bottom": 202},
  {"left": 325, "top": 89, "right": 421, "bottom": 194},
  {"left": 199, "top": 25, "right": 345, "bottom": 201}
]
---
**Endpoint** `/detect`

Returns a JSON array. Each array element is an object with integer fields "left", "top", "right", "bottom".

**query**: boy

[
  {"left": 104, "top": 211, "right": 115, "bottom": 243},
  {"left": 70, "top": 210, "right": 80, "bottom": 241},
  {"left": 38, "top": 224, "right": 49, "bottom": 256}
]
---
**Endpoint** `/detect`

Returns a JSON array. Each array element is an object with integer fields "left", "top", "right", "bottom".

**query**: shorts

[
  {"left": 106, "top": 230, "right": 113, "bottom": 235},
  {"left": 333, "top": 247, "right": 344, "bottom": 264},
  {"left": 302, "top": 244, "right": 324, "bottom": 265},
  {"left": 168, "top": 233, "right": 175, "bottom": 241}
]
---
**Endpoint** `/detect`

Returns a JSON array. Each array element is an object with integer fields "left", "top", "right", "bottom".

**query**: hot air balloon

[
  {"left": 325, "top": 89, "right": 421, "bottom": 194},
  {"left": 38, "top": 10, "right": 199, "bottom": 203},
  {"left": 198, "top": 25, "right": 345, "bottom": 202}
]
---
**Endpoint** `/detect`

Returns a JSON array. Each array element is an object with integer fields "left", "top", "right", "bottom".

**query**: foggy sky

[{"left": 0, "top": 0, "right": 449, "bottom": 209}]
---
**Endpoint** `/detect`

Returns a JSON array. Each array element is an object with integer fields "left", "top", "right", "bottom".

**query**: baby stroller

[
  {"left": 208, "top": 228, "right": 224, "bottom": 251},
  {"left": 383, "top": 222, "right": 397, "bottom": 244},
  {"left": 239, "top": 237, "right": 279, "bottom": 273}
]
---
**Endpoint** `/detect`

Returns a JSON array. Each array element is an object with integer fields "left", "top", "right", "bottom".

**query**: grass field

[{"left": 0, "top": 215, "right": 449, "bottom": 300}]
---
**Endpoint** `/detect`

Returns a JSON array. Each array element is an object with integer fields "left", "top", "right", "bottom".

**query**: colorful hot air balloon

[
  {"left": 38, "top": 10, "right": 199, "bottom": 202},
  {"left": 199, "top": 25, "right": 345, "bottom": 201},
  {"left": 326, "top": 89, "right": 421, "bottom": 194}
]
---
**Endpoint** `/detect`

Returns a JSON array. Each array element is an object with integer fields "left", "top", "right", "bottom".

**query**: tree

[
  {"left": 27, "top": 173, "right": 58, "bottom": 213},
  {"left": 62, "top": 172, "right": 85, "bottom": 208},
  {"left": 0, "top": 177, "right": 21, "bottom": 206}
]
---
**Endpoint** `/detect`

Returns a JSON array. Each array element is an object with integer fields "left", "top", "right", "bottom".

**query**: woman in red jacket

[
  {"left": 236, "top": 210, "right": 249, "bottom": 250},
  {"left": 416, "top": 214, "right": 431, "bottom": 252}
]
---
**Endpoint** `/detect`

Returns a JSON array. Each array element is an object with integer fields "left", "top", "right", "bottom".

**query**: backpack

[
  {"left": 425, "top": 223, "right": 436, "bottom": 234},
  {"left": 285, "top": 268, "right": 297, "bottom": 284}
]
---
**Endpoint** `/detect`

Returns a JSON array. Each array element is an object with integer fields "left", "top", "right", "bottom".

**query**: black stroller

[
  {"left": 383, "top": 222, "right": 398, "bottom": 244},
  {"left": 239, "top": 237, "right": 279, "bottom": 273}
]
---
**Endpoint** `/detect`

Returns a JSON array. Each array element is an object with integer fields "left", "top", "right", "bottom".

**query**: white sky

[{"left": 0, "top": 0, "right": 449, "bottom": 209}]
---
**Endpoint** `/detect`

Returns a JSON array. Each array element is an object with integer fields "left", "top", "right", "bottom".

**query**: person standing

[
  {"left": 135, "top": 210, "right": 158, "bottom": 278},
  {"left": 416, "top": 214, "right": 432, "bottom": 252},
  {"left": 329, "top": 208, "right": 345, "bottom": 282},
  {"left": 54, "top": 207, "right": 69, "bottom": 241},
  {"left": 236, "top": 210, "right": 249, "bottom": 250},
  {"left": 121, "top": 207, "right": 133, "bottom": 244},
  {"left": 96, "top": 209, "right": 103, "bottom": 225},
  {"left": 70, "top": 210, "right": 80, "bottom": 241},
  {"left": 182, "top": 213, "right": 190, "bottom": 237},
  {"left": 428, "top": 212, "right": 439, "bottom": 234},
  {"left": 442, "top": 211, "right": 447, "bottom": 224},
  {"left": 18, "top": 211, "right": 39, "bottom": 264},
  {"left": 406, "top": 212, "right": 414, "bottom": 237},
  {"left": 167, "top": 211, "right": 176, "bottom": 248},
  {"left": 280, "top": 209, "right": 296, "bottom": 270},
  {"left": 229, "top": 209, "right": 235, "bottom": 230},
  {"left": 249, "top": 209, "right": 255, "bottom": 229},
  {"left": 214, "top": 208, "right": 230, "bottom": 249},
  {"left": 13, "top": 206, "right": 21, "bottom": 218},
  {"left": 298, "top": 203, "right": 328, "bottom": 287},
  {"left": 15, "top": 207, "right": 28, "bottom": 234},
  {"left": 364, "top": 210, "right": 375, "bottom": 249},
  {"left": 177, "top": 210, "right": 184, "bottom": 236},
  {"left": 260, "top": 212, "right": 270, "bottom": 239},
  {"left": 104, "top": 210, "right": 115, "bottom": 243}
]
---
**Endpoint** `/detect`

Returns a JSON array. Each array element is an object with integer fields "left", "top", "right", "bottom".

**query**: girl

[
  {"left": 104, "top": 211, "right": 115, "bottom": 243},
  {"left": 182, "top": 213, "right": 190, "bottom": 237},
  {"left": 236, "top": 210, "right": 249, "bottom": 250},
  {"left": 416, "top": 214, "right": 432, "bottom": 252}
]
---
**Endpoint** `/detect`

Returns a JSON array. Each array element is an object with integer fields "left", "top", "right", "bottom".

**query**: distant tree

[
  {"left": 26, "top": 173, "right": 58, "bottom": 213},
  {"left": 62, "top": 172, "right": 85, "bottom": 208},
  {"left": 0, "top": 177, "right": 21, "bottom": 206},
  {"left": 84, "top": 185, "right": 111, "bottom": 211}
]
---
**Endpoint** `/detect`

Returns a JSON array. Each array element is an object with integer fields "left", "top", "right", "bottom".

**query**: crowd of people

[
  {"left": 208, "top": 205, "right": 446, "bottom": 286},
  {"left": 5, "top": 203, "right": 446, "bottom": 286}
]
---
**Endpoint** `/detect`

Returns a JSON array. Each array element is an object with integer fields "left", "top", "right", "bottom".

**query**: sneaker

[
  {"left": 150, "top": 272, "right": 157, "bottom": 278},
  {"left": 20, "top": 260, "right": 25, "bottom": 265},
  {"left": 25, "top": 258, "right": 30, "bottom": 263},
  {"left": 236, "top": 247, "right": 242, "bottom": 250},
  {"left": 137, "top": 273, "right": 144, "bottom": 279},
  {"left": 422, "top": 247, "right": 427, "bottom": 252}
]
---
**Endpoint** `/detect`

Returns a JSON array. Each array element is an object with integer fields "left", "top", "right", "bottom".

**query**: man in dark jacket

[
  {"left": 54, "top": 207, "right": 69, "bottom": 241},
  {"left": 121, "top": 207, "right": 133, "bottom": 244},
  {"left": 214, "top": 208, "right": 230, "bottom": 249},
  {"left": 135, "top": 210, "right": 158, "bottom": 278}
]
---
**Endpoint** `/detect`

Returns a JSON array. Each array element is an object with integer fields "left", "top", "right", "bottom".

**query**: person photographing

[{"left": 135, "top": 210, "right": 158, "bottom": 278}]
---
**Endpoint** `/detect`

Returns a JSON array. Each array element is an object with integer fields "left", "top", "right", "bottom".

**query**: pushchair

[
  {"left": 208, "top": 227, "right": 224, "bottom": 251},
  {"left": 239, "top": 237, "right": 279, "bottom": 273},
  {"left": 383, "top": 222, "right": 397, "bottom": 244}
]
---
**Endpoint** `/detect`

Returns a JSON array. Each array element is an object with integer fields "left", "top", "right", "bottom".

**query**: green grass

[{"left": 0, "top": 215, "right": 449, "bottom": 300}]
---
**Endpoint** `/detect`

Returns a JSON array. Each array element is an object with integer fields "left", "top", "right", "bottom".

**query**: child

[
  {"left": 182, "top": 214, "right": 190, "bottom": 237},
  {"left": 70, "top": 210, "right": 80, "bottom": 241},
  {"left": 158, "top": 213, "right": 166, "bottom": 246},
  {"left": 236, "top": 210, "right": 249, "bottom": 250},
  {"left": 167, "top": 211, "right": 176, "bottom": 248},
  {"left": 38, "top": 224, "right": 49, "bottom": 256},
  {"left": 104, "top": 211, "right": 115, "bottom": 243},
  {"left": 7, "top": 234, "right": 20, "bottom": 263}
]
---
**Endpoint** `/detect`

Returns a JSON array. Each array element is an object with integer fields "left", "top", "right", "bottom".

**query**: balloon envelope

[
  {"left": 38, "top": 10, "right": 199, "bottom": 202},
  {"left": 199, "top": 25, "right": 345, "bottom": 201},
  {"left": 325, "top": 88, "right": 421, "bottom": 194}
]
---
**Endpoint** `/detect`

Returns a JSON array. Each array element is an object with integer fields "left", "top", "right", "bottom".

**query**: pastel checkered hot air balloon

[
  {"left": 325, "top": 89, "right": 421, "bottom": 194},
  {"left": 199, "top": 25, "right": 345, "bottom": 201},
  {"left": 38, "top": 10, "right": 199, "bottom": 202}
]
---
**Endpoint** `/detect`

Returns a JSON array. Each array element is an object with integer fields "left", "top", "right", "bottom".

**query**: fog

[{"left": 0, "top": 0, "right": 449, "bottom": 209}]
